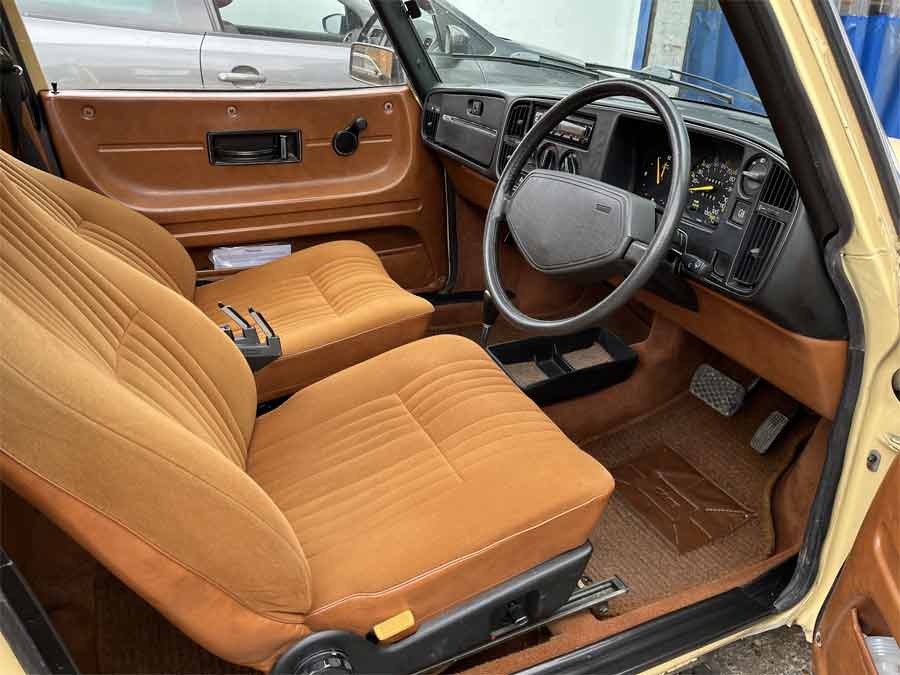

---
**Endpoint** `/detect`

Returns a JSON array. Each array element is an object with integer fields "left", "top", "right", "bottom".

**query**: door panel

[
  {"left": 41, "top": 86, "right": 448, "bottom": 291},
  {"left": 814, "top": 458, "right": 900, "bottom": 674}
]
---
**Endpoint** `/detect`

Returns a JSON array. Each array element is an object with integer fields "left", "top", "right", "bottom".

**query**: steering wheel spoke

[{"left": 484, "top": 80, "right": 690, "bottom": 335}]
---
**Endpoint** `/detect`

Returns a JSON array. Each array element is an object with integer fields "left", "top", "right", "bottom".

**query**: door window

[
  {"left": 212, "top": 0, "right": 369, "bottom": 44},
  {"left": 203, "top": 0, "right": 405, "bottom": 90},
  {"left": 16, "top": 0, "right": 211, "bottom": 33}
]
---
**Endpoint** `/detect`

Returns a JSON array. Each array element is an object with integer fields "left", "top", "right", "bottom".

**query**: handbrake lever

[
  {"left": 248, "top": 307, "right": 274, "bottom": 339},
  {"left": 218, "top": 303, "right": 252, "bottom": 332},
  {"left": 218, "top": 303, "right": 282, "bottom": 372}
]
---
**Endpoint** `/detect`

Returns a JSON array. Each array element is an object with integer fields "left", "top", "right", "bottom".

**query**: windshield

[{"left": 403, "top": 0, "right": 764, "bottom": 115}]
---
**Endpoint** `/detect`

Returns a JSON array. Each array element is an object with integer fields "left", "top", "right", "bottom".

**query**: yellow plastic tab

[{"left": 372, "top": 610, "right": 416, "bottom": 642}]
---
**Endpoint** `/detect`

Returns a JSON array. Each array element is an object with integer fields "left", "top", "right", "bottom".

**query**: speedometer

[{"left": 686, "top": 157, "right": 738, "bottom": 226}]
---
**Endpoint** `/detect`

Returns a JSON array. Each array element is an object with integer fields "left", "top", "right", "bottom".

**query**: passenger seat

[{"left": 0, "top": 150, "right": 434, "bottom": 400}]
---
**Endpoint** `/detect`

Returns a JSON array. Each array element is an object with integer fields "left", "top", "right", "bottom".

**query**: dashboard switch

[
  {"left": 731, "top": 200, "right": 753, "bottom": 227},
  {"left": 682, "top": 254, "right": 709, "bottom": 277}
]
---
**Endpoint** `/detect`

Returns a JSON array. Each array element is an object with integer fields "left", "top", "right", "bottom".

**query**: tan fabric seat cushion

[
  {"left": 249, "top": 335, "right": 615, "bottom": 635},
  {"left": 1, "top": 151, "right": 433, "bottom": 402},
  {"left": 0, "top": 169, "right": 310, "bottom": 669},
  {"left": 195, "top": 241, "right": 434, "bottom": 401}
]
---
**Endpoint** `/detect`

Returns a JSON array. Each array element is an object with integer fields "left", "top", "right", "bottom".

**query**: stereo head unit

[{"left": 533, "top": 108, "right": 594, "bottom": 148}]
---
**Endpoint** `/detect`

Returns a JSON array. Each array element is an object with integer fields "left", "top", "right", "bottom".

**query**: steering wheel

[{"left": 484, "top": 79, "right": 691, "bottom": 335}]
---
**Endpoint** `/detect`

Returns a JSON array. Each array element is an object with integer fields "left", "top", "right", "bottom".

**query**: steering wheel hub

[{"left": 507, "top": 170, "right": 656, "bottom": 277}]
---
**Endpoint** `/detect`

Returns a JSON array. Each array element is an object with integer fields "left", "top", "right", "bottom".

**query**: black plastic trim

[
  {"left": 443, "top": 171, "right": 459, "bottom": 291},
  {"left": 0, "top": 6, "right": 62, "bottom": 175},
  {"left": 270, "top": 544, "right": 592, "bottom": 675},
  {"left": 515, "top": 558, "right": 796, "bottom": 675},
  {"left": 370, "top": 0, "right": 439, "bottom": 99},
  {"left": 0, "top": 549, "right": 79, "bottom": 674},
  {"left": 488, "top": 328, "right": 638, "bottom": 406}
]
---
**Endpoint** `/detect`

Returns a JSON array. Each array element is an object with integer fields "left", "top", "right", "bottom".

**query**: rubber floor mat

[
  {"left": 611, "top": 446, "right": 754, "bottom": 554},
  {"left": 582, "top": 384, "right": 815, "bottom": 615}
]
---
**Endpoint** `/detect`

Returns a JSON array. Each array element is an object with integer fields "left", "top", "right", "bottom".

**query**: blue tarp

[
  {"left": 681, "top": 8, "right": 900, "bottom": 137},
  {"left": 842, "top": 14, "right": 900, "bottom": 138}
]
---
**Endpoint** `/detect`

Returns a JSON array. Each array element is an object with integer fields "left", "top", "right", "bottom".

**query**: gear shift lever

[{"left": 479, "top": 290, "right": 499, "bottom": 347}]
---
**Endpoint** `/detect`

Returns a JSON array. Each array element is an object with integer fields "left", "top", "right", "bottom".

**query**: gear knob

[
  {"left": 482, "top": 290, "right": 499, "bottom": 327},
  {"left": 480, "top": 290, "right": 499, "bottom": 347}
]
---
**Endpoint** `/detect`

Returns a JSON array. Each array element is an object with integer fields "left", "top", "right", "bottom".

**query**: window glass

[
  {"left": 16, "top": 0, "right": 211, "bottom": 33},
  {"left": 214, "top": 0, "right": 369, "bottom": 43},
  {"left": 837, "top": 0, "right": 899, "bottom": 138},
  {"left": 16, "top": 0, "right": 403, "bottom": 91}
]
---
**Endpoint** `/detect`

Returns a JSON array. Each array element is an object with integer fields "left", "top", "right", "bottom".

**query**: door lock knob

[{"left": 332, "top": 117, "right": 368, "bottom": 156}]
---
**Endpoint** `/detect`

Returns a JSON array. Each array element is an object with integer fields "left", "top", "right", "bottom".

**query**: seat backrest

[
  {"left": 0, "top": 163, "right": 311, "bottom": 668},
  {"left": 0, "top": 150, "right": 197, "bottom": 298}
]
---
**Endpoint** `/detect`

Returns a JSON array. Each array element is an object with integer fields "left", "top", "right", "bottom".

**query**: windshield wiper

[
  {"left": 441, "top": 53, "right": 600, "bottom": 80},
  {"left": 668, "top": 67, "right": 762, "bottom": 105},
  {"left": 582, "top": 62, "right": 734, "bottom": 104}
]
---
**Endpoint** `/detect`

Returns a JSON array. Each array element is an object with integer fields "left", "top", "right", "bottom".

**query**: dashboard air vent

[
  {"left": 423, "top": 106, "right": 440, "bottom": 140},
  {"left": 758, "top": 163, "right": 797, "bottom": 213},
  {"left": 505, "top": 101, "right": 532, "bottom": 138},
  {"left": 497, "top": 141, "right": 516, "bottom": 173},
  {"left": 731, "top": 214, "right": 784, "bottom": 288}
]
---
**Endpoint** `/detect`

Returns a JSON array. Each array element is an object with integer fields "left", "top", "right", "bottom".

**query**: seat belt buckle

[{"left": 218, "top": 303, "right": 282, "bottom": 372}]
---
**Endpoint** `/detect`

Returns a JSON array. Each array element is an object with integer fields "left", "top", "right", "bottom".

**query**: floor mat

[
  {"left": 612, "top": 445, "right": 755, "bottom": 554},
  {"left": 582, "top": 384, "right": 814, "bottom": 614}
]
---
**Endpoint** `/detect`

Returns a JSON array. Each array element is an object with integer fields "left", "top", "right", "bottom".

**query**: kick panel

[{"left": 41, "top": 87, "right": 447, "bottom": 292}]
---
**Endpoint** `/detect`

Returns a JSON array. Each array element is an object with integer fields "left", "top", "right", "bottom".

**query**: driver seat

[
  {"left": 0, "top": 150, "right": 435, "bottom": 402},
  {"left": 0, "top": 162, "right": 615, "bottom": 669}
]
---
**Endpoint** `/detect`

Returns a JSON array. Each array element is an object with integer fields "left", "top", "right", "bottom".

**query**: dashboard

[{"left": 421, "top": 88, "right": 847, "bottom": 341}]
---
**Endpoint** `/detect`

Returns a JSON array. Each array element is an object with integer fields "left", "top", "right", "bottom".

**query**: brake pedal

[{"left": 690, "top": 364, "right": 746, "bottom": 417}]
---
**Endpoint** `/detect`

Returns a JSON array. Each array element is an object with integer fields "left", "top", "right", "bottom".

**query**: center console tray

[{"left": 488, "top": 328, "right": 637, "bottom": 406}]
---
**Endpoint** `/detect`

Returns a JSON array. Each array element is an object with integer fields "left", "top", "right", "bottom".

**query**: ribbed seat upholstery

[
  {"left": 0, "top": 150, "right": 434, "bottom": 401},
  {"left": 249, "top": 336, "right": 612, "bottom": 636},
  {"left": 0, "top": 151, "right": 614, "bottom": 671}
]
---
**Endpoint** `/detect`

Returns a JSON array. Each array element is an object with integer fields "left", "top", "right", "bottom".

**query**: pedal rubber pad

[
  {"left": 690, "top": 364, "right": 746, "bottom": 417},
  {"left": 751, "top": 411, "right": 791, "bottom": 454}
]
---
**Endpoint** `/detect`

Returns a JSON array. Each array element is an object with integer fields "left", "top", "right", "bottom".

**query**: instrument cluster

[{"left": 635, "top": 132, "right": 743, "bottom": 228}]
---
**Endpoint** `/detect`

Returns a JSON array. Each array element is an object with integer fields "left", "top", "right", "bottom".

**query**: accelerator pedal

[
  {"left": 690, "top": 364, "right": 747, "bottom": 417},
  {"left": 750, "top": 411, "right": 791, "bottom": 454}
]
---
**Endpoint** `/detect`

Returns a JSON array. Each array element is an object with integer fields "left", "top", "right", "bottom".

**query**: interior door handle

[{"left": 218, "top": 69, "right": 267, "bottom": 85}]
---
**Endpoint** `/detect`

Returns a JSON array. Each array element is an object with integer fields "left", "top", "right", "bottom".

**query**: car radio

[{"left": 533, "top": 109, "right": 594, "bottom": 148}]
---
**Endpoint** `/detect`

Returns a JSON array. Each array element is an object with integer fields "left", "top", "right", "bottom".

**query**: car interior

[{"left": 0, "top": 2, "right": 870, "bottom": 675}]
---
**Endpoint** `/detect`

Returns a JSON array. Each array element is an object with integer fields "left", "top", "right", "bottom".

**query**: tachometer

[
  {"left": 686, "top": 157, "right": 738, "bottom": 226},
  {"left": 637, "top": 153, "right": 672, "bottom": 207}
]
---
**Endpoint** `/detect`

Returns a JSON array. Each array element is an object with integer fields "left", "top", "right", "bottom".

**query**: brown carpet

[
  {"left": 582, "top": 384, "right": 815, "bottom": 614},
  {"left": 95, "top": 570, "right": 258, "bottom": 675}
]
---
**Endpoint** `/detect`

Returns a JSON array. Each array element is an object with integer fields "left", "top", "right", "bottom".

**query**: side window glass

[
  {"left": 213, "top": 0, "right": 366, "bottom": 44},
  {"left": 16, "top": 0, "right": 210, "bottom": 33},
  {"left": 15, "top": 0, "right": 211, "bottom": 90},
  {"left": 206, "top": 0, "right": 405, "bottom": 90},
  {"left": 837, "top": 0, "right": 899, "bottom": 139}
]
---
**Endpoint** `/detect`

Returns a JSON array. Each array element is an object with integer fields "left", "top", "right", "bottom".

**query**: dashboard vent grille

[
  {"left": 758, "top": 163, "right": 797, "bottom": 212},
  {"left": 498, "top": 142, "right": 516, "bottom": 173},
  {"left": 505, "top": 101, "right": 532, "bottom": 138},
  {"left": 423, "top": 107, "right": 440, "bottom": 140},
  {"left": 731, "top": 215, "right": 784, "bottom": 288}
]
